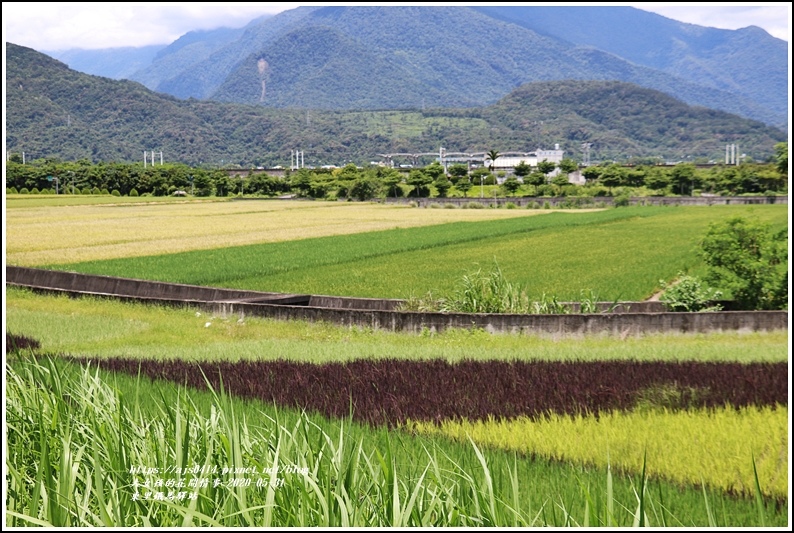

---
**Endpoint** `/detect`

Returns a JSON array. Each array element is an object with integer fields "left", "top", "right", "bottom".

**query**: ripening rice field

[
  {"left": 10, "top": 201, "right": 788, "bottom": 301},
  {"left": 5, "top": 197, "right": 553, "bottom": 266},
  {"left": 4, "top": 198, "right": 791, "bottom": 526}
]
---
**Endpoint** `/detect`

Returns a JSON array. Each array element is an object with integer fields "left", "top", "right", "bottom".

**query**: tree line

[{"left": 6, "top": 142, "right": 788, "bottom": 199}]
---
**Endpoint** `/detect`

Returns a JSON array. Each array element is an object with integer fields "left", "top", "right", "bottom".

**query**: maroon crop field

[{"left": 66, "top": 356, "right": 787, "bottom": 426}]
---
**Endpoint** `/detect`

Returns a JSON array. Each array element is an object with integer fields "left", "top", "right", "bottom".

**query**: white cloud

[
  {"left": 3, "top": 2, "right": 790, "bottom": 52},
  {"left": 634, "top": 3, "right": 790, "bottom": 41},
  {"left": 3, "top": 2, "right": 302, "bottom": 51}
]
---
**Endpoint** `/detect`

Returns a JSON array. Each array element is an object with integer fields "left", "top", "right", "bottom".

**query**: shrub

[
  {"left": 92, "top": 187, "right": 102, "bottom": 195},
  {"left": 428, "top": 202, "right": 443, "bottom": 209},
  {"left": 614, "top": 194, "right": 630, "bottom": 207},
  {"left": 111, "top": 189, "right": 121, "bottom": 197},
  {"left": 443, "top": 203, "right": 458, "bottom": 209},
  {"left": 30, "top": 188, "right": 40, "bottom": 194},
  {"left": 463, "top": 201, "right": 484, "bottom": 209},
  {"left": 700, "top": 217, "right": 787, "bottom": 310},
  {"left": 129, "top": 189, "right": 139, "bottom": 197},
  {"left": 659, "top": 274, "right": 723, "bottom": 312},
  {"left": 18, "top": 188, "right": 29, "bottom": 194},
  {"left": 81, "top": 187, "right": 92, "bottom": 195},
  {"left": 504, "top": 202, "right": 517, "bottom": 209},
  {"left": 8, "top": 187, "right": 19, "bottom": 194}
]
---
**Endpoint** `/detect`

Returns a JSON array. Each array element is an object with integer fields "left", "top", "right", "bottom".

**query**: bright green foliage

[
  {"left": 700, "top": 217, "right": 788, "bottom": 310},
  {"left": 659, "top": 274, "right": 723, "bottom": 312}
]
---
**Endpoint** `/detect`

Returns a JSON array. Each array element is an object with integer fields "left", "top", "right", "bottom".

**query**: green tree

[
  {"left": 291, "top": 169, "right": 314, "bottom": 197},
  {"left": 551, "top": 174, "right": 570, "bottom": 187},
  {"left": 774, "top": 142, "right": 788, "bottom": 175},
  {"left": 433, "top": 175, "right": 452, "bottom": 198},
  {"left": 350, "top": 177, "right": 381, "bottom": 201},
  {"left": 501, "top": 176, "right": 521, "bottom": 196},
  {"left": 537, "top": 159, "right": 556, "bottom": 177},
  {"left": 381, "top": 168, "right": 404, "bottom": 197},
  {"left": 525, "top": 171, "right": 546, "bottom": 187},
  {"left": 455, "top": 176, "right": 473, "bottom": 197},
  {"left": 447, "top": 163, "right": 469, "bottom": 184},
  {"left": 700, "top": 217, "right": 788, "bottom": 310},
  {"left": 581, "top": 166, "right": 602, "bottom": 183},
  {"left": 599, "top": 164, "right": 626, "bottom": 190},
  {"left": 670, "top": 163, "right": 697, "bottom": 195},
  {"left": 193, "top": 173, "right": 213, "bottom": 196},
  {"left": 557, "top": 158, "right": 578, "bottom": 174},
  {"left": 513, "top": 160, "right": 531, "bottom": 181},
  {"left": 644, "top": 167, "right": 670, "bottom": 192},
  {"left": 213, "top": 173, "right": 235, "bottom": 197},
  {"left": 407, "top": 169, "right": 432, "bottom": 197},
  {"left": 485, "top": 150, "right": 500, "bottom": 175},
  {"left": 424, "top": 161, "right": 446, "bottom": 181}
]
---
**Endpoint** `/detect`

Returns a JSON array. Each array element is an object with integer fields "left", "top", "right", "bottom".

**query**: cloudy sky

[{"left": 2, "top": 2, "right": 791, "bottom": 52}]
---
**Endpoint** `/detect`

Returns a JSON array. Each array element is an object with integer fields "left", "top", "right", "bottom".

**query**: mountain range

[
  {"left": 41, "top": 5, "right": 788, "bottom": 131},
  {"left": 6, "top": 42, "right": 785, "bottom": 167}
]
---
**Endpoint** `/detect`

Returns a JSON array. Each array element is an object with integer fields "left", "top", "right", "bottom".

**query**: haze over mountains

[{"left": 41, "top": 5, "right": 787, "bottom": 131}]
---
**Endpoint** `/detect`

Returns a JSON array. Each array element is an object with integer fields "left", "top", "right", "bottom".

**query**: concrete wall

[
  {"left": 6, "top": 266, "right": 310, "bottom": 304},
  {"left": 209, "top": 301, "right": 786, "bottom": 336},
  {"left": 7, "top": 266, "right": 786, "bottom": 336}
]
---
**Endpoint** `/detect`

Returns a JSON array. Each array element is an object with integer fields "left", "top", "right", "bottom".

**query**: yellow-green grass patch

[
  {"left": 6, "top": 200, "right": 555, "bottom": 266},
  {"left": 406, "top": 405, "right": 788, "bottom": 499},
  {"left": 6, "top": 288, "right": 788, "bottom": 363}
]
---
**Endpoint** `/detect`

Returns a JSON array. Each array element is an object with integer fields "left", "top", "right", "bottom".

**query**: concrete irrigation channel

[{"left": 6, "top": 266, "right": 787, "bottom": 336}]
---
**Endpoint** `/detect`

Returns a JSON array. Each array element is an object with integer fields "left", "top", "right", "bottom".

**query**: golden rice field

[
  {"left": 407, "top": 405, "right": 789, "bottom": 499},
  {"left": 5, "top": 197, "right": 563, "bottom": 265}
]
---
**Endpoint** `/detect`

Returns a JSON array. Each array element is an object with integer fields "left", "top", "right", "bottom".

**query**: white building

[{"left": 490, "top": 144, "right": 565, "bottom": 169}]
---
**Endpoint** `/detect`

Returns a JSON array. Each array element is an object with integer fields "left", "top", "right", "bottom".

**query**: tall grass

[{"left": 6, "top": 355, "right": 785, "bottom": 527}]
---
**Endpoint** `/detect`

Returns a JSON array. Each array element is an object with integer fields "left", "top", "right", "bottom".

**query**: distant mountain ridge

[
  {"left": 40, "top": 5, "right": 787, "bottom": 130},
  {"left": 6, "top": 43, "right": 785, "bottom": 167}
]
